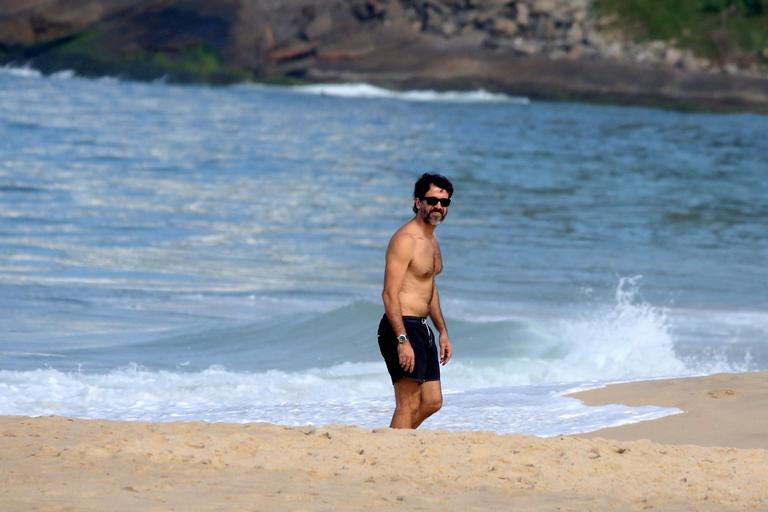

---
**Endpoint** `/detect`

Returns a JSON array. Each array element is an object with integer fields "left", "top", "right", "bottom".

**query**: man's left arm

[{"left": 429, "top": 282, "right": 453, "bottom": 365}]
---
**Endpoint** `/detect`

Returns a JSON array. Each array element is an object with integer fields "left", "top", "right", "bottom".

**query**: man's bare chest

[{"left": 409, "top": 241, "right": 442, "bottom": 278}]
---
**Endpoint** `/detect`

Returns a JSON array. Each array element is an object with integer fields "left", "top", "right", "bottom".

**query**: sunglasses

[{"left": 421, "top": 196, "right": 451, "bottom": 207}]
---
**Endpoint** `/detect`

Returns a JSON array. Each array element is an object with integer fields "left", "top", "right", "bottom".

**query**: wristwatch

[{"left": 397, "top": 334, "right": 408, "bottom": 344}]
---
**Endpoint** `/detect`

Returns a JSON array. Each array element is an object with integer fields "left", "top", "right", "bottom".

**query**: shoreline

[
  {"left": 569, "top": 371, "right": 768, "bottom": 449},
  {"left": 2, "top": 372, "right": 767, "bottom": 510},
  {"left": 2, "top": 0, "right": 768, "bottom": 114}
]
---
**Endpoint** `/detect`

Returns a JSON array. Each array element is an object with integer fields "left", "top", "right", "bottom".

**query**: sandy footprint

[{"left": 707, "top": 389, "right": 736, "bottom": 399}]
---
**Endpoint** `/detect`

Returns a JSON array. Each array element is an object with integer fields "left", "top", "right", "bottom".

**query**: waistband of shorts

[{"left": 382, "top": 314, "right": 427, "bottom": 323}]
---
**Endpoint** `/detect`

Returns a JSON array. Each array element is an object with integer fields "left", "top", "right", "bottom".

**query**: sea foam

[
  {"left": 0, "top": 364, "right": 680, "bottom": 435},
  {"left": 290, "top": 83, "right": 529, "bottom": 103}
]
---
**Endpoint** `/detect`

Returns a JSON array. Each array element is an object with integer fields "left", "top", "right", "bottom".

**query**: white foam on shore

[
  {"left": 0, "top": 364, "right": 679, "bottom": 435},
  {"left": 291, "top": 83, "right": 529, "bottom": 103}
]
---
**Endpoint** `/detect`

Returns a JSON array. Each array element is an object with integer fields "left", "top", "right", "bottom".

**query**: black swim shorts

[{"left": 377, "top": 314, "right": 440, "bottom": 384}]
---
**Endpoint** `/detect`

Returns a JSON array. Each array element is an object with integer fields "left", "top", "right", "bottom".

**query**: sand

[
  {"left": 569, "top": 371, "right": 768, "bottom": 450},
  {"left": 2, "top": 372, "right": 766, "bottom": 511}
]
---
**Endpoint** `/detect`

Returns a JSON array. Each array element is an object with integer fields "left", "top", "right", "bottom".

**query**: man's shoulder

[
  {"left": 391, "top": 220, "right": 422, "bottom": 241},
  {"left": 388, "top": 222, "right": 420, "bottom": 251}
]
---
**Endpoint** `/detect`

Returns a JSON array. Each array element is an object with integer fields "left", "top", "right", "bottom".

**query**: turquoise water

[{"left": 0, "top": 67, "right": 766, "bottom": 433}]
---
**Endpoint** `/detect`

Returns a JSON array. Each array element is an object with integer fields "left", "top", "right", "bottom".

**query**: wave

[
  {"left": 10, "top": 279, "right": 755, "bottom": 378},
  {"left": 51, "top": 69, "right": 76, "bottom": 80},
  {"left": 1, "top": 278, "right": 748, "bottom": 433},
  {"left": 0, "top": 65, "right": 81, "bottom": 81},
  {"left": 0, "top": 64, "right": 42, "bottom": 78},
  {"left": 0, "top": 278, "right": 755, "bottom": 432},
  {"left": 290, "top": 83, "right": 529, "bottom": 104}
]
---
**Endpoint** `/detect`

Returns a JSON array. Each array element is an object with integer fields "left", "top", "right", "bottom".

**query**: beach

[
  {"left": 3, "top": 372, "right": 766, "bottom": 511},
  {"left": 2, "top": 67, "right": 766, "bottom": 511}
]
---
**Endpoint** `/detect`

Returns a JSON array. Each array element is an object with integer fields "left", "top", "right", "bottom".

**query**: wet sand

[{"left": 570, "top": 371, "right": 768, "bottom": 449}]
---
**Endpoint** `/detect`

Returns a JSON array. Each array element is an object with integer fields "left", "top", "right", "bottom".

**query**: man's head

[{"left": 413, "top": 173, "right": 453, "bottom": 226}]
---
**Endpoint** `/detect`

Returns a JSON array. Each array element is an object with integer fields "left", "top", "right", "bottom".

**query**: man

[{"left": 378, "top": 173, "right": 454, "bottom": 429}]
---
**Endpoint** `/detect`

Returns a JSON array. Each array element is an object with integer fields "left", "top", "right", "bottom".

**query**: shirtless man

[{"left": 377, "top": 173, "right": 454, "bottom": 429}]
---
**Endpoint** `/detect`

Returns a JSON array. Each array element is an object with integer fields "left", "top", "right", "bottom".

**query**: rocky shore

[{"left": 1, "top": 0, "right": 767, "bottom": 112}]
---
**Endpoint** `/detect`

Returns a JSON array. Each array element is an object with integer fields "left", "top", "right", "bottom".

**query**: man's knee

[{"left": 421, "top": 394, "right": 442, "bottom": 415}]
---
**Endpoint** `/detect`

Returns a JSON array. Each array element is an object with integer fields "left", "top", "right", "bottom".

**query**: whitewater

[{"left": 1, "top": 66, "right": 766, "bottom": 435}]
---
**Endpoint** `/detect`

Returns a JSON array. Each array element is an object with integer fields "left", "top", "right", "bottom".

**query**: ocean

[{"left": 1, "top": 66, "right": 766, "bottom": 436}]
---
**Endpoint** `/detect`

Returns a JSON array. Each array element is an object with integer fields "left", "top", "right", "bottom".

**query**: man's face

[{"left": 416, "top": 184, "right": 451, "bottom": 226}]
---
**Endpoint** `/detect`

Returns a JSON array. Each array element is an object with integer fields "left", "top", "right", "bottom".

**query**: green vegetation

[
  {"left": 259, "top": 75, "right": 309, "bottom": 86},
  {"left": 31, "top": 30, "right": 250, "bottom": 84},
  {"left": 124, "top": 44, "right": 251, "bottom": 83},
  {"left": 594, "top": 0, "right": 768, "bottom": 65}
]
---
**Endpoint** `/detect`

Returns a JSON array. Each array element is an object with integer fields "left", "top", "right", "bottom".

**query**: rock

[
  {"left": 566, "top": 24, "right": 583, "bottom": 44},
  {"left": 533, "top": 17, "right": 558, "bottom": 39},
  {"left": 441, "top": 20, "right": 459, "bottom": 36},
  {"left": 583, "top": 28, "right": 600, "bottom": 46},
  {"left": 605, "top": 41, "right": 624, "bottom": 59},
  {"left": 304, "top": 12, "right": 333, "bottom": 40},
  {"left": 511, "top": 36, "right": 542, "bottom": 55},
  {"left": 531, "top": 0, "right": 558, "bottom": 15},
  {"left": 681, "top": 53, "right": 704, "bottom": 72},
  {"left": 565, "top": 45, "right": 583, "bottom": 60},
  {"left": 634, "top": 49, "right": 652, "bottom": 63},
  {"left": 664, "top": 47, "right": 683, "bottom": 66},
  {"left": 492, "top": 18, "right": 518, "bottom": 37},
  {"left": 352, "top": 0, "right": 386, "bottom": 21},
  {"left": 269, "top": 41, "right": 317, "bottom": 62},
  {"left": 0, "top": 17, "right": 35, "bottom": 45},
  {"left": 316, "top": 48, "right": 368, "bottom": 60},
  {"left": 596, "top": 14, "right": 618, "bottom": 29},
  {"left": 515, "top": 3, "right": 530, "bottom": 26},
  {"left": 548, "top": 48, "right": 566, "bottom": 59},
  {"left": 1, "top": 0, "right": 767, "bottom": 113},
  {"left": 0, "top": 0, "right": 134, "bottom": 45}
]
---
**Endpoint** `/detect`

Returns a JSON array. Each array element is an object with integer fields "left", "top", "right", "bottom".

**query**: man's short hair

[{"left": 413, "top": 173, "right": 453, "bottom": 213}]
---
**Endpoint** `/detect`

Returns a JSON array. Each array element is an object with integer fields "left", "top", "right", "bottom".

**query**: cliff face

[{"left": 1, "top": 0, "right": 767, "bottom": 112}]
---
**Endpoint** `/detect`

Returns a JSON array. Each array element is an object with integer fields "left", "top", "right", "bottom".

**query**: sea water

[{"left": 1, "top": 66, "right": 766, "bottom": 435}]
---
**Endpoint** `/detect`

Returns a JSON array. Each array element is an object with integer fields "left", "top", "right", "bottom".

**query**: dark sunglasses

[{"left": 421, "top": 196, "right": 451, "bottom": 207}]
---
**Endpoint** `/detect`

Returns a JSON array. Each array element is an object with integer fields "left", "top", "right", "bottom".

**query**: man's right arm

[
  {"left": 382, "top": 233, "right": 412, "bottom": 337},
  {"left": 382, "top": 233, "right": 415, "bottom": 372}
]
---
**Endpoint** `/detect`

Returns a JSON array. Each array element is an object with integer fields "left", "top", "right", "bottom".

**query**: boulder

[
  {"left": 664, "top": 47, "right": 683, "bottom": 67},
  {"left": 511, "top": 36, "right": 542, "bottom": 55},
  {"left": 492, "top": 18, "right": 518, "bottom": 37},
  {"left": 532, "top": 16, "right": 557, "bottom": 40},
  {"left": 566, "top": 24, "right": 583, "bottom": 44},
  {"left": 531, "top": 0, "right": 557, "bottom": 15},
  {"left": 514, "top": 3, "right": 530, "bottom": 26}
]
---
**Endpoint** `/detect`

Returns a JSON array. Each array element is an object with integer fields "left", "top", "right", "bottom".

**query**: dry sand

[{"left": 2, "top": 372, "right": 766, "bottom": 511}]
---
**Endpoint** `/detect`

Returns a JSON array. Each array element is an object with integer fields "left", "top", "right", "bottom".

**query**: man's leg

[
  {"left": 413, "top": 379, "right": 442, "bottom": 428},
  {"left": 390, "top": 378, "right": 422, "bottom": 428}
]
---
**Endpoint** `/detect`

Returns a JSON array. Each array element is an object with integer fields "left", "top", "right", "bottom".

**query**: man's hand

[
  {"left": 398, "top": 342, "right": 415, "bottom": 373},
  {"left": 440, "top": 335, "right": 453, "bottom": 365}
]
